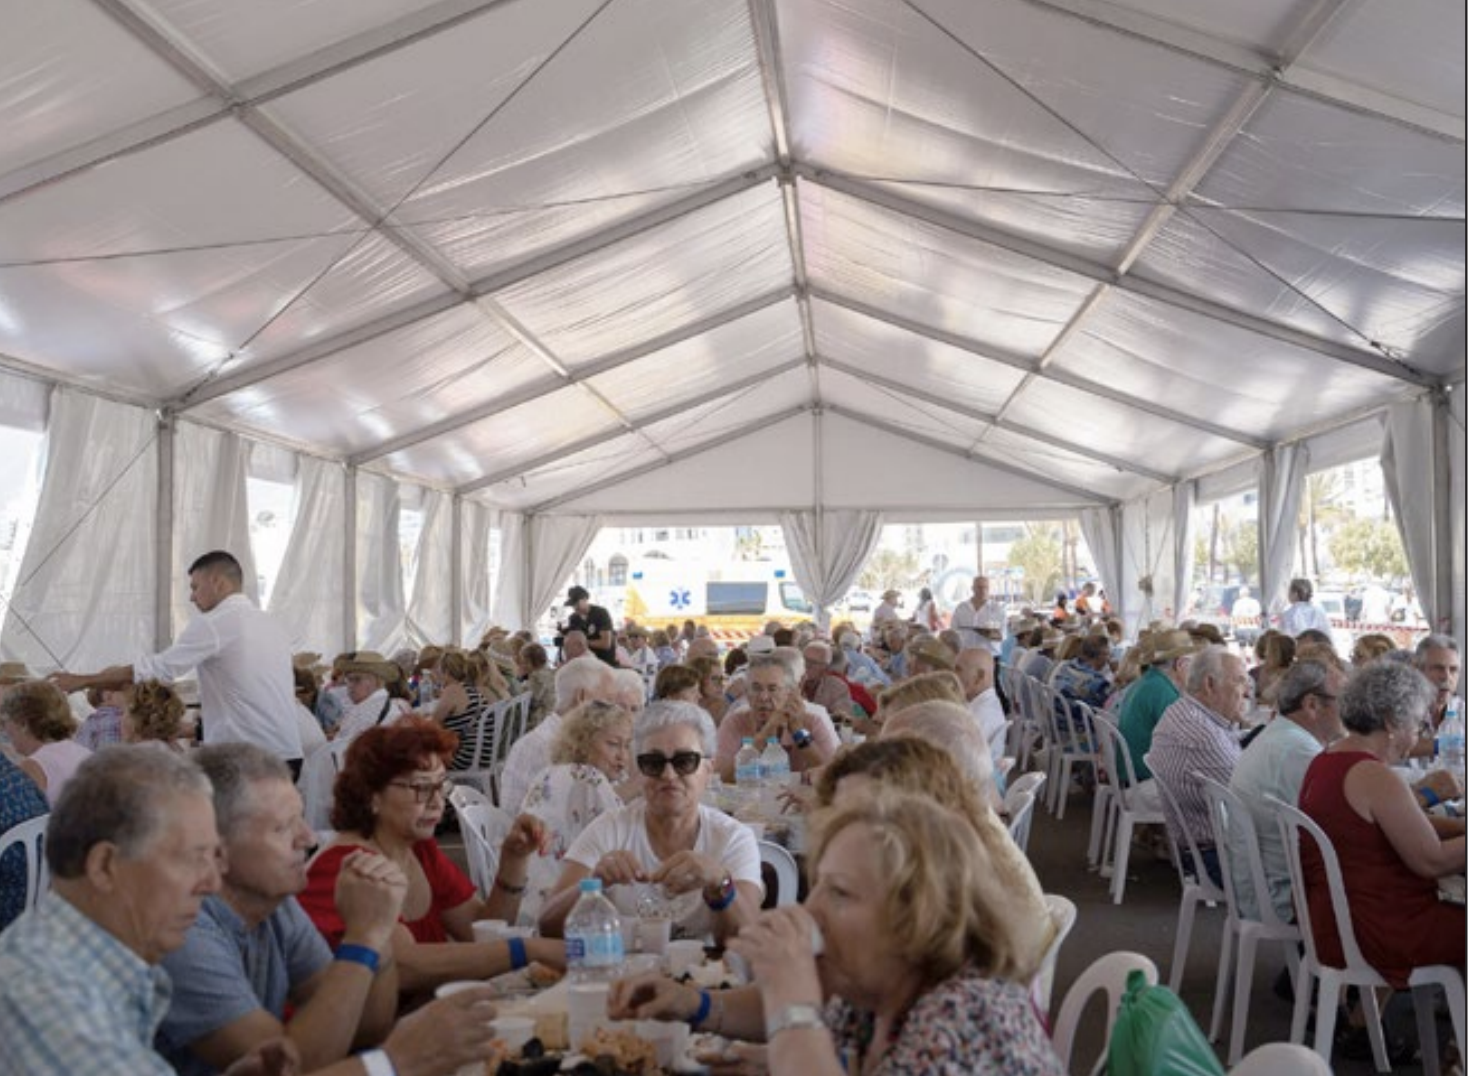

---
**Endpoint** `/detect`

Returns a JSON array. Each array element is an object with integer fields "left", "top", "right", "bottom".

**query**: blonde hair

[
  {"left": 1053, "top": 634, "right": 1083, "bottom": 663},
  {"left": 126, "top": 680, "right": 188, "bottom": 744},
  {"left": 808, "top": 786, "right": 1041, "bottom": 985},
  {"left": 438, "top": 648, "right": 472, "bottom": 684},
  {"left": 1350, "top": 632, "right": 1397, "bottom": 667},
  {"left": 550, "top": 700, "right": 633, "bottom": 766},
  {"left": 0, "top": 680, "right": 78, "bottom": 742},
  {"left": 877, "top": 671, "right": 964, "bottom": 716}
]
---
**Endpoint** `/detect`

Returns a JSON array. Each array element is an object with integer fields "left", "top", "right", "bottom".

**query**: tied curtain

[
  {"left": 268, "top": 455, "right": 347, "bottom": 654},
  {"left": 778, "top": 509, "right": 884, "bottom": 628},
  {"left": 492, "top": 513, "right": 602, "bottom": 632},
  {"left": 0, "top": 388, "right": 157, "bottom": 671},
  {"left": 1078, "top": 506, "right": 1123, "bottom": 620},
  {"left": 356, "top": 471, "right": 405, "bottom": 653},
  {"left": 1381, "top": 396, "right": 1457, "bottom": 633},
  {"left": 405, "top": 488, "right": 453, "bottom": 648},
  {"left": 460, "top": 500, "right": 494, "bottom": 645},
  {"left": 1259, "top": 444, "right": 1309, "bottom": 616},
  {"left": 1120, "top": 489, "right": 1179, "bottom": 633}
]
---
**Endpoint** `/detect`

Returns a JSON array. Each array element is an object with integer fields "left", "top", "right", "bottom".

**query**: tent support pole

[
  {"left": 344, "top": 466, "right": 358, "bottom": 650},
  {"left": 154, "top": 412, "right": 175, "bottom": 651},
  {"left": 1431, "top": 391, "right": 1453, "bottom": 634},
  {"left": 450, "top": 495, "right": 463, "bottom": 646}
]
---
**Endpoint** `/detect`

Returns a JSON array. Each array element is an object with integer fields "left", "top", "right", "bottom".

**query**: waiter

[
  {"left": 950, "top": 575, "right": 1007, "bottom": 654},
  {"left": 562, "top": 585, "right": 618, "bottom": 667}
]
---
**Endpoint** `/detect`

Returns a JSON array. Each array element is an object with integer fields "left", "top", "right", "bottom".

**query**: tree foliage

[
  {"left": 858, "top": 547, "right": 920, "bottom": 593},
  {"left": 1008, "top": 526, "right": 1063, "bottom": 603},
  {"left": 1329, "top": 517, "right": 1408, "bottom": 581}
]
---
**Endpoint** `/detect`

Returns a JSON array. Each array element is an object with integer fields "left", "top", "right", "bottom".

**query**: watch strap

[{"left": 767, "top": 1002, "right": 825, "bottom": 1037}]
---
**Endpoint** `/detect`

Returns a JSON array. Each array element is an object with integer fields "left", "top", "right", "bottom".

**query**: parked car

[{"left": 844, "top": 589, "right": 875, "bottom": 612}]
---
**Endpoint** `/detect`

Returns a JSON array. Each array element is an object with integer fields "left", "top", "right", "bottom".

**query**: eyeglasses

[
  {"left": 388, "top": 776, "right": 454, "bottom": 803},
  {"left": 1309, "top": 691, "right": 1339, "bottom": 704},
  {"left": 636, "top": 751, "right": 704, "bottom": 778}
]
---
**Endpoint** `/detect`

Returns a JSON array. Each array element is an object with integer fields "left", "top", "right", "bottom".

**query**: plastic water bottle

[
  {"left": 761, "top": 739, "right": 791, "bottom": 793},
  {"left": 565, "top": 878, "right": 624, "bottom": 983},
  {"left": 1436, "top": 697, "right": 1465, "bottom": 776},
  {"left": 735, "top": 737, "right": 763, "bottom": 789}
]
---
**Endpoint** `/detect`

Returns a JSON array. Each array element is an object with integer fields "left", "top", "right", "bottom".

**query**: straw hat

[
  {"left": 338, "top": 651, "right": 402, "bottom": 684},
  {"left": 907, "top": 635, "right": 956, "bottom": 671},
  {"left": 881, "top": 588, "right": 901, "bottom": 602},
  {"left": 1036, "top": 626, "right": 1065, "bottom": 652},
  {"left": 1140, "top": 630, "right": 1203, "bottom": 666},
  {"left": 292, "top": 651, "right": 322, "bottom": 669}
]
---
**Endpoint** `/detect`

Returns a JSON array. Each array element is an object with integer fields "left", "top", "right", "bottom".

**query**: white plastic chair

[
  {"left": 448, "top": 698, "right": 504, "bottom": 800},
  {"left": 489, "top": 693, "right": 533, "bottom": 802},
  {"left": 757, "top": 839, "right": 799, "bottom": 907},
  {"left": 458, "top": 802, "right": 515, "bottom": 897},
  {"left": 1198, "top": 774, "right": 1301, "bottom": 1064},
  {"left": 1091, "top": 714, "right": 1166, "bottom": 904},
  {"left": 1004, "top": 769, "right": 1048, "bottom": 811},
  {"left": 1006, "top": 790, "right": 1039, "bottom": 855},
  {"left": 447, "top": 781, "right": 492, "bottom": 815},
  {"left": 1227, "top": 1041, "right": 1331, "bottom": 1075},
  {"left": 0, "top": 813, "right": 50, "bottom": 914},
  {"left": 1268, "top": 795, "right": 1466, "bottom": 1074},
  {"left": 1145, "top": 754, "right": 1226, "bottom": 991},
  {"left": 1051, "top": 950, "right": 1159, "bottom": 1076},
  {"left": 1030, "top": 893, "right": 1078, "bottom": 1018},
  {"left": 298, "top": 738, "right": 350, "bottom": 834},
  {"left": 1044, "top": 694, "right": 1100, "bottom": 821}
]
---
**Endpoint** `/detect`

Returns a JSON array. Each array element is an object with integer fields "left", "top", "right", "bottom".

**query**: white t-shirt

[
  {"left": 500, "top": 712, "right": 563, "bottom": 815},
  {"left": 968, "top": 689, "right": 1009, "bottom": 763},
  {"left": 565, "top": 800, "right": 762, "bottom": 939},
  {"left": 951, "top": 599, "right": 1006, "bottom": 653}
]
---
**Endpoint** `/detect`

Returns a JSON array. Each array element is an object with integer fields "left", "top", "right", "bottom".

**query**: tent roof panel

[
  {"left": 1301, "top": 0, "right": 1465, "bottom": 117},
  {"left": 646, "top": 370, "right": 812, "bottom": 457},
  {"left": 819, "top": 367, "right": 989, "bottom": 449},
  {"left": 978, "top": 426, "right": 1158, "bottom": 503},
  {"left": 478, "top": 432, "right": 665, "bottom": 511}
]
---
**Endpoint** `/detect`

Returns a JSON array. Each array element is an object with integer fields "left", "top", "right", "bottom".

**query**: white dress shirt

[
  {"left": 951, "top": 599, "right": 1006, "bottom": 653},
  {"left": 968, "top": 688, "right": 1009, "bottom": 763},
  {"left": 133, "top": 594, "right": 302, "bottom": 759}
]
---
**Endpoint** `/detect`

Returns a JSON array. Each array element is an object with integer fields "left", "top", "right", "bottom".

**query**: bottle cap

[{"left": 579, "top": 878, "right": 604, "bottom": 893}]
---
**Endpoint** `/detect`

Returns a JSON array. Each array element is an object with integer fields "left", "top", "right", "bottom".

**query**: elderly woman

[
  {"left": 428, "top": 648, "right": 498, "bottom": 772},
  {"left": 713, "top": 650, "right": 840, "bottom": 782},
  {"left": 299, "top": 719, "right": 564, "bottom": 996},
  {"left": 1, "top": 680, "right": 90, "bottom": 804},
  {"left": 519, "top": 700, "right": 634, "bottom": 920},
  {"left": 515, "top": 642, "right": 557, "bottom": 729},
  {"left": 123, "top": 679, "right": 191, "bottom": 750},
  {"left": 689, "top": 655, "right": 729, "bottom": 725},
  {"left": 1298, "top": 662, "right": 1465, "bottom": 990},
  {"left": 1252, "top": 630, "right": 1296, "bottom": 706},
  {"left": 330, "top": 651, "right": 412, "bottom": 742},
  {"left": 653, "top": 663, "right": 702, "bottom": 703},
  {"left": 613, "top": 773, "right": 1061, "bottom": 1075},
  {"left": 538, "top": 701, "right": 762, "bottom": 944}
]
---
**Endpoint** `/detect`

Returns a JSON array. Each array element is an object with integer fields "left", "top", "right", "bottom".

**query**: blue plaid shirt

[{"left": 0, "top": 892, "right": 174, "bottom": 1075}]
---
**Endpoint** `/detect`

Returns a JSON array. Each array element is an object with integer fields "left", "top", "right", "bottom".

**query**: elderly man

[
  {"left": 500, "top": 655, "right": 616, "bottom": 813},
  {"left": 559, "top": 630, "right": 590, "bottom": 662},
  {"left": 714, "top": 650, "right": 840, "bottom": 782},
  {"left": 870, "top": 589, "right": 903, "bottom": 633},
  {"left": 1118, "top": 630, "right": 1201, "bottom": 782},
  {"left": 1412, "top": 633, "right": 1461, "bottom": 732},
  {"left": 158, "top": 744, "right": 405, "bottom": 1075},
  {"left": 1148, "top": 646, "right": 1253, "bottom": 887},
  {"left": 611, "top": 668, "right": 649, "bottom": 714},
  {"left": 51, "top": 551, "right": 302, "bottom": 770},
  {"left": 1277, "top": 577, "right": 1332, "bottom": 638},
  {"left": 950, "top": 575, "right": 1007, "bottom": 653},
  {"left": 956, "top": 648, "right": 1009, "bottom": 765},
  {"left": 799, "top": 641, "right": 855, "bottom": 720}
]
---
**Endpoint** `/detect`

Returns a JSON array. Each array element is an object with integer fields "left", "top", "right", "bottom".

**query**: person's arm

[
  {"left": 647, "top": 851, "right": 760, "bottom": 945},
  {"left": 609, "top": 974, "right": 767, "bottom": 1042},
  {"left": 49, "top": 664, "right": 136, "bottom": 695},
  {"left": 726, "top": 907, "right": 843, "bottom": 1076},
  {"left": 714, "top": 712, "right": 745, "bottom": 783},
  {"left": 298, "top": 987, "right": 504, "bottom": 1076},
  {"left": 588, "top": 612, "right": 616, "bottom": 654},
  {"left": 1352, "top": 763, "right": 1467, "bottom": 878},
  {"left": 386, "top": 920, "right": 566, "bottom": 995},
  {"left": 427, "top": 683, "right": 467, "bottom": 724}
]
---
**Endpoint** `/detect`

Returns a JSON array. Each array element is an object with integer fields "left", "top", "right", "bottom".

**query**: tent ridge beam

[
  {"left": 822, "top": 402, "right": 1113, "bottom": 506},
  {"left": 457, "top": 357, "right": 808, "bottom": 495},
  {"left": 527, "top": 405, "right": 809, "bottom": 513},
  {"left": 812, "top": 286, "right": 1269, "bottom": 449},
  {"left": 350, "top": 284, "right": 796, "bottom": 466},
  {"left": 172, "top": 169, "right": 779, "bottom": 411},
  {"left": 806, "top": 168, "right": 1434, "bottom": 387},
  {"left": 819, "top": 357, "right": 1173, "bottom": 485}
]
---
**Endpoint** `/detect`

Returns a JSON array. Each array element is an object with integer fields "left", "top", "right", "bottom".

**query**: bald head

[
  {"left": 955, "top": 648, "right": 995, "bottom": 701},
  {"left": 685, "top": 636, "right": 719, "bottom": 663}
]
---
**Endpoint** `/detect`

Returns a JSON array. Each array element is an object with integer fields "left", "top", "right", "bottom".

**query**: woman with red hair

[{"left": 299, "top": 718, "right": 565, "bottom": 997}]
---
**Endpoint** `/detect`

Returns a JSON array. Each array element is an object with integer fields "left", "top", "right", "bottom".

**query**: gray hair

[
  {"left": 1275, "top": 660, "right": 1333, "bottom": 717},
  {"left": 1414, "top": 634, "right": 1459, "bottom": 662},
  {"left": 1340, "top": 662, "right": 1435, "bottom": 735},
  {"left": 1185, "top": 645, "right": 1234, "bottom": 695},
  {"left": 555, "top": 654, "right": 613, "bottom": 712},
  {"left": 46, "top": 745, "right": 211, "bottom": 880},
  {"left": 611, "top": 668, "right": 646, "bottom": 705},
  {"left": 750, "top": 647, "right": 804, "bottom": 687},
  {"left": 1289, "top": 577, "right": 1314, "bottom": 602},
  {"left": 880, "top": 700, "right": 995, "bottom": 799},
  {"left": 193, "top": 743, "right": 293, "bottom": 839},
  {"left": 633, "top": 699, "right": 717, "bottom": 757},
  {"left": 826, "top": 644, "right": 848, "bottom": 675}
]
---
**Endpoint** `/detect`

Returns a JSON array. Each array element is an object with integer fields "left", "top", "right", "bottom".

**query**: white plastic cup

[
  {"left": 472, "top": 919, "right": 510, "bottom": 944},
  {"left": 635, "top": 917, "right": 671, "bottom": 955},
  {"left": 566, "top": 981, "right": 612, "bottom": 1047},
  {"left": 622, "top": 952, "right": 660, "bottom": 977},
  {"left": 665, "top": 939, "right": 705, "bottom": 978},
  {"left": 490, "top": 1015, "right": 537, "bottom": 1052},
  {"left": 433, "top": 979, "right": 486, "bottom": 1000},
  {"left": 619, "top": 917, "right": 638, "bottom": 955}
]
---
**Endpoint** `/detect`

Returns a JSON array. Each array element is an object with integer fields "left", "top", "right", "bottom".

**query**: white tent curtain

[
  {"left": 0, "top": 388, "right": 157, "bottom": 672},
  {"left": 1172, "top": 482, "right": 1197, "bottom": 626},
  {"left": 356, "top": 471, "right": 405, "bottom": 653},
  {"left": 172, "top": 423, "right": 258, "bottom": 638},
  {"left": 523, "top": 514, "right": 604, "bottom": 632},
  {"left": 1078, "top": 505, "right": 1123, "bottom": 622},
  {"left": 1120, "top": 489, "right": 1178, "bottom": 633},
  {"left": 1381, "top": 397, "right": 1449, "bottom": 632},
  {"left": 405, "top": 487, "right": 453, "bottom": 647},
  {"left": 778, "top": 509, "right": 884, "bottom": 628},
  {"left": 1259, "top": 443, "right": 1310, "bottom": 616},
  {"left": 268, "top": 454, "right": 346, "bottom": 654},
  {"left": 1450, "top": 387, "right": 1465, "bottom": 643},
  {"left": 491, "top": 511, "right": 527, "bottom": 631},
  {"left": 460, "top": 500, "right": 494, "bottom": 644}
]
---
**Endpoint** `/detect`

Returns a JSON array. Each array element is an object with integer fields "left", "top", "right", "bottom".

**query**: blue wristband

[
  {"left": 1421, "top": 786, "right": 1441, "bottom": 808},
  {"left": 335, "top": 943, "right": 380, "bottom": 974},
  {"left": 704, "top": 875, "right": 737, "bottom": 912},
  {"left": 692, "top": 990, "right": 713, "bottom": 1027},
  {"left": 508, "top": 936, "right": 528, "bottom": 970}
]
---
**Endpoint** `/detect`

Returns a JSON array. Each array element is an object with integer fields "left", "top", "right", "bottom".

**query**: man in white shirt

[
  {"left": 950, "top": 575, "right": 1006, "bottom": 654},
  {"left": 1275, "top": 577, "right": 1332, "bottom": 638},
  {"left": 499, "top": 656, "right": 616, "bottom": 812},
  {"left": 53, "top": 551, "right": 303, "bottom": 771},
  {"left": 956, "top": 647, "right": 1009, "bottom": 764}
]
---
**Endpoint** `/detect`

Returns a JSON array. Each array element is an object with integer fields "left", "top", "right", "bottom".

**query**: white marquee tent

[{"left": 0, "top": 0, "right": 1462, "bottom": 670}]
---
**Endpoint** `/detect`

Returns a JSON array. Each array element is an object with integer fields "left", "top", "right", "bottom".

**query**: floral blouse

[
  {"left": 518, "top": 763, "right": 621, "bottom": 922},
  {"left": 824, "top": 966, "right": 1064, "bottom": 1076}
]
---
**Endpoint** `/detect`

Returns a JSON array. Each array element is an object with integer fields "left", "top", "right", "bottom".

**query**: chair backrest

[
  {"left": 757, "top": 839, "right": 800, "bottom": 907},
  {"left": 988, "top": 720, "right": 1013, "bottom": 766},
  {"left": 495, "top": 693, "right": 531, "bottom": 762},
  {"left": 1091, "top": 713, "right": 1142, "bottom": 807},
  {"left": 1004, "top": 770, "right": 1048, "bottom": 811},
  {"left": 1265, "top": 795, "right": 1372, "bottom": 975},
  {"left": 1144, "top": 752, "right": 1223, "bottom": 898},
  {"left": 458, "top": 802, "right": 515, "bottom": 896},
  {"left": 1199, "top": 774, "right": 1292, "bottom": 931},
  {"left": 1227, "top": 1041, "right": 1332, "bottom": 1075},
  {"left": 1031, "top": 893, "right": 1079, "bottom": 1017},
  {"left": 0, "top": 813, "right": 50, "bottom": 914},
  {"left": 447, "top": 781, "right": 492, "bottom": 815},
  {"left": 1006, "top": 790, "right": 1039, "bottom": 854},
  {"left": 1052, "top": 950, "right": 1160, "bottom": 1076}
]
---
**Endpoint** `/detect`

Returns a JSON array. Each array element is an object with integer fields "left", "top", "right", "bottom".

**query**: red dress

[
  {"left": 1298, "top": 752, "right": 1464, "bottom": 987},
  {"left": 299, "top": 840, "right": 475, "bottom": 946}
]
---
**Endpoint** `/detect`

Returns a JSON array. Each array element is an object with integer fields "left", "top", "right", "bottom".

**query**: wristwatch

[
  {"left": 791, "top": 727, "right": 813, "bottom": 750},
  {"left": 767, "top": 1002, "right": 825, "bottom": 1037}
]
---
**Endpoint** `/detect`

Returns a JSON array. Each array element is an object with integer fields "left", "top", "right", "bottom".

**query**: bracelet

[
  {"left": 358, "top": 1048, "right": 397, "bottom": 1076},
  {"left": 494, "top": 875, "right": 528, "bottom": 896},
  {"left": 691, "top": 990, "right": 713, "bottom": 1027},
  {"left": 766, "top": 1002, "right": 825, "bottom": 1037},
  {"left": 335, "top": 943, "right": 381, "bottom": 975},
  {"left": 507, "top": 936, "right": 528, "bottom": 970},
  {"left": 1420, "top": 786, "right": 1441, "bottom": 808},
  {"left": 704, "top": 875, "right": 737, "bottom": 912}
]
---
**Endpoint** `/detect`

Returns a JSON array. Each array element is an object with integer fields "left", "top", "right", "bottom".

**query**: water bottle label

[{"left": 583, "top": 933, "right": 624, "bottom": 967}]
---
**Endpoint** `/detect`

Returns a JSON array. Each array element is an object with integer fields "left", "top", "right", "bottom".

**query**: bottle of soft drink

[
  {"left": 565, "top": 878, "right": 624, "bottom": 983},
  {"left": 1436, "top": 696, "right": 1465, "bottom": 776}
]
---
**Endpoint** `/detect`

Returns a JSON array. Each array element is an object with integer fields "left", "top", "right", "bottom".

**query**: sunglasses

[{"left": 636, "top": 751, "right": 704, "bottom": 778}]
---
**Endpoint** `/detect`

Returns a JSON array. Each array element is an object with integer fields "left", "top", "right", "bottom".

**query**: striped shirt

[
  {"left": 0, "top": 893, "right": 174, "bottom": 1076},
  {"left": 1150, "top": 694, "right": 1243, "bottom": 850}
]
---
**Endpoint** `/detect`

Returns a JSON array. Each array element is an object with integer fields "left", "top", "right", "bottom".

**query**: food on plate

[
  {"left": 525, "top": 961, "right": 564, "bottom": 989},
  {"left": 532, "top": 1011, "right": 568, "bottom": 1051},
  {"left": 578, "top": 1026, "right": 659, "bottom": 1074}
]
